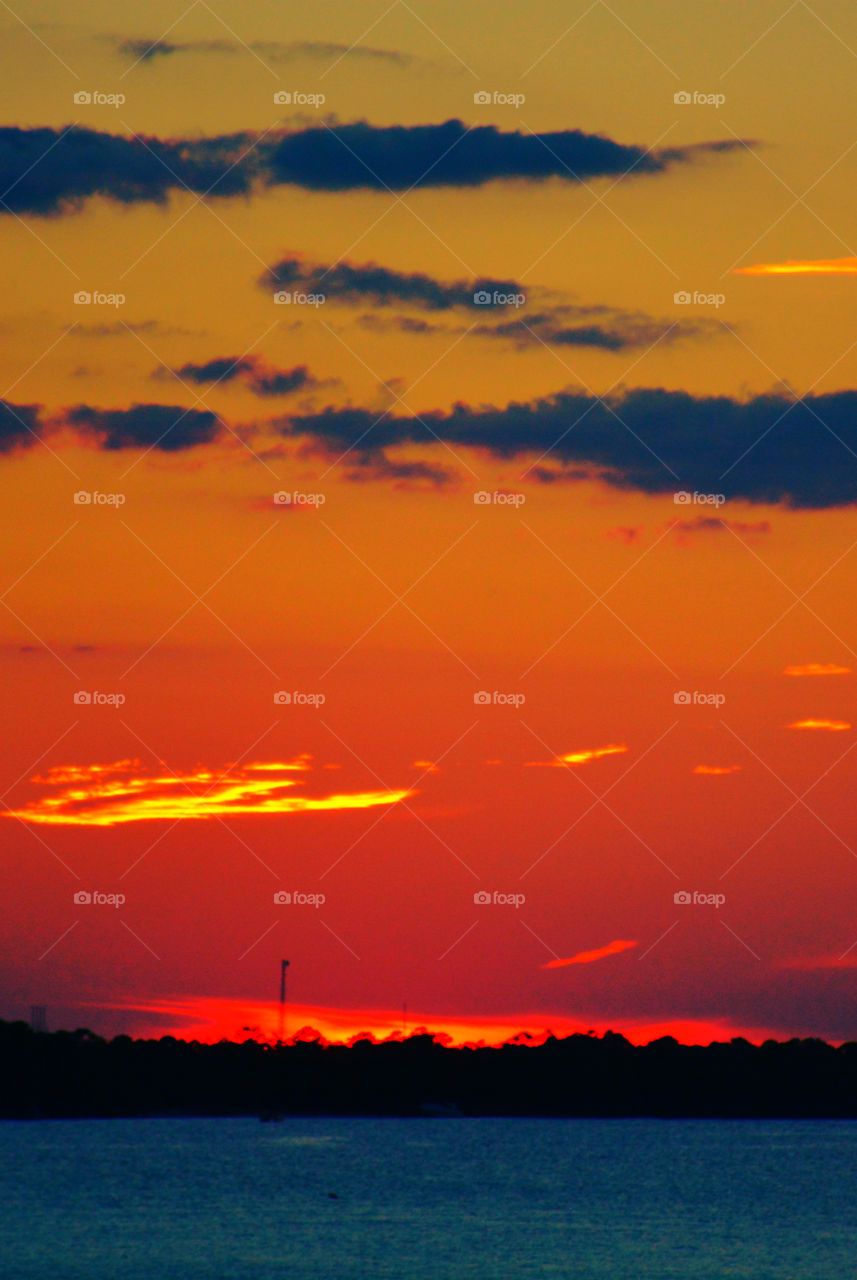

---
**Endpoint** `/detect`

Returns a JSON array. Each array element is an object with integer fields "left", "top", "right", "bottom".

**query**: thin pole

[{"left": 279, "top": 959, "right": 289, "bottom": 1042}]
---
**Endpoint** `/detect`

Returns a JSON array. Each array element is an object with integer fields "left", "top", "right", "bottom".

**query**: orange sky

[{"left": 3, "top": 1, "right": 857, "bottom": 1049}]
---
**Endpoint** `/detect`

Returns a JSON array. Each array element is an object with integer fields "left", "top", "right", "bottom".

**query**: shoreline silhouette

[{"left": 2, "top": 1019, "right": 857, "bottom": 1120}]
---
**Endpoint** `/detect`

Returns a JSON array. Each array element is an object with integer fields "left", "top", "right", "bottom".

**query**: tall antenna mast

[{"left": 279, "top": 959, "right": 290, "bottom": 1042}]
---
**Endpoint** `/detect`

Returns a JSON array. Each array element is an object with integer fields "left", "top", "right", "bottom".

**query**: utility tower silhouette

[{"left": 279, "top": 959, "right": 290, "bottom": 1043}]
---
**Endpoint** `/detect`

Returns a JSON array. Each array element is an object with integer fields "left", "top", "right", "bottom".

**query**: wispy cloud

[
  {"left": 735, "top": 257, "right": 857, "bottom": 276},
  {"left": 693, "top": 764, "right": 741, "bottom": 775},
  {"left": 158, "top": 355, "right": 321, "bottom": 399},
  {"left": 527, "top": 744, "right": 628, "bottom": 768},
  {"left": 264, "top": 256, "right": 707, "bottom": 352},
  {"left": 786, "top": 719, "right": 851, "bottom": 731},
  {"left": 116, "top": 37, "right": 418, "bottom": 67},
  {"left": 4, "top": 758, "right": 411, "bottom": 826},
  {"left": 542, "top": 939, "right": 638, "bottom": 968},
  {"left": 783, "top": 663, "right": 851, "bottom": 677}
]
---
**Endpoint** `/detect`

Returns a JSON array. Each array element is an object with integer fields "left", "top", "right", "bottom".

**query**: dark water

[{"left": 1, "top": 1117, "right": 855, "bottom": 1278}]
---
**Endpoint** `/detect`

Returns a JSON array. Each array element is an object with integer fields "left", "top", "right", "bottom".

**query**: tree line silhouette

[{"left": 2, "top": 1020, "right": 857, "bottom": 1118}]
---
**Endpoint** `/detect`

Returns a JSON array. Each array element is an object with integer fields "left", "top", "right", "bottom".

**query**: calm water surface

[{"left": 1, "top": 1117, "right": 854, "bottom": 1278}]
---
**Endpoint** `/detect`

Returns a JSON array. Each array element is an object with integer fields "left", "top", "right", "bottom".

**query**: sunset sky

[{"left": 3, "top": 0, "right": 857, "bottom": 1048}]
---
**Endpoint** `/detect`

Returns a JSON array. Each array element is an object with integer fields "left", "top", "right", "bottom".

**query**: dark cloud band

[
  {"left": 0, "top": 122, "right": 749, "bottom": 216},
  {"left": 7, "top": 385, "right": 854, "bottom": 509},
  {"left": 285, "top": 388, "right": 857, "bottom": 509}
]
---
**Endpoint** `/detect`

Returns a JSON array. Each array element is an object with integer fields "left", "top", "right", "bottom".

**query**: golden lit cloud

[
  {"left": 786, "top": 719, "right": 851, "bottom": 732},
  {"left": 734, "top": 257, "right": 857, "bottom": 276},
  {"left": 693, "top": 765, "right": 741, "bottom": 775},
  {"left": 783, "top": 663, "right": 851, "bottom": 677},
  {"left": 542, "top": 940, "right": 638, "bottom": 968},
  {"left": 4, "top": 759, "right": 411, "bottom": 826},
  {"left": 527, "top": 744, "right": 628, "bottom": 768}
]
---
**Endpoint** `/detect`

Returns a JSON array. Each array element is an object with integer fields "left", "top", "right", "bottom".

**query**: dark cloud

[
  {"left": 473, "top": 314, "right": 676, "bottom": 351},
  {"left": 251, "top": 367, "right": 312, "bottom": 397},
  {"left": 0, "top": 398, "right": 41, "bottom": 452},
  {"left": 0, "top": 121, "right": 749, "bottom": 216},
  {"left": 358, "top": 310, "right": 687, "bottom": 352},
  {"left": 283, "top": 388, "right": 857, "bottom": 509},
  {"left": 7, "top": 381, "right": 855, "bottom": 509},
  {"left": 172, "top": 357, "right": 254, "bottom": 385},
  {"left": 268, "top": 258, "right": 702, "bottom": 352},
  {"left": 0, "top": 126, "right": 253, "bottom": 216},
  {"left": 64, "top": 403, "right": 220, "bottom": 451},
  {"left": 283, "top": 41, "right": 416, "bottom": 66},
  {"left": 2, "top": 397, "right": 222, "bottom": 454},
  {"left": 166, "top": 356, "right": 315, "bottom": 398},
  {"left": 671, "top": 516, "right": 771, "bottom": 537},
  {"left": 119, "top": 38, "right": 230, "bottom": 61},
  {"left": 266, "top": 120, "right": 747, "bottom": 192},
  {"left": 343, "top": 454, "right": 455, "bottom": 488},
  {"left": 264, "top": 257, "right": 522, "bottom": 310}
]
